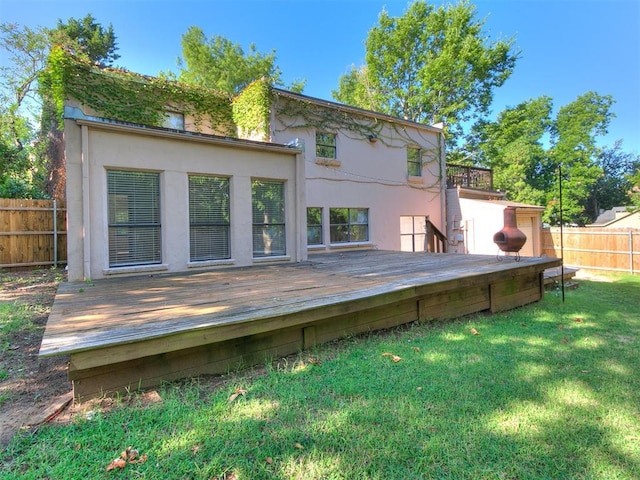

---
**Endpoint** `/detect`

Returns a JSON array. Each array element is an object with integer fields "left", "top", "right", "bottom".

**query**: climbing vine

[
  {"left": 232, "top": 78, "right": 272, "bottom": 140},
  {"left": 40, "top": 46, "right": 237, "bottom": 135}
]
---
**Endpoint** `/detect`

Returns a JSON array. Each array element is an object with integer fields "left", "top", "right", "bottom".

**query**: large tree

[
  {"left": 332, "top": 0, "right": 519, "bottom": 146},
  {"left": 472, "top": 96, "right": 553, "bottom": 206},
  {"left": 176, "top": 26, "right": 304, "bottom": 95}
]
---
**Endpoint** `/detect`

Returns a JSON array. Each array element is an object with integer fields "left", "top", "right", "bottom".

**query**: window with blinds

[
  {"left": 189, "top": 175, "right": 231, "bottom": 261},
  {"left": 252, "top": 180, "right": 286, "bottom": 257},
  {"left": 107, "top": 170, "right": 161, "bottom": 267}
]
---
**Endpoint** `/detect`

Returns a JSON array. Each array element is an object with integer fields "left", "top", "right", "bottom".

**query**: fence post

[
  {"left": 631, "top": 231, "right": 634, "bottom": 275},
  {"left": 53, "top": 199, "right": 58, "bottom": 268}
]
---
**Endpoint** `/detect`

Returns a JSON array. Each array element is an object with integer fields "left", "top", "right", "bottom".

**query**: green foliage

[
  {"left": 334, "top": 0, "right": 519, "bottom": 145},
  {"left": 232, "top": 78, "right": 272, "bottom": 139},
  {"left": 178, "top": 27, "right": 281, "bottom": 95},
  {"left": 40, "top": 47, "right": 236, "bottom": 135},
  {"left": 50, "top": 13, "right": 119, "bottom": 67}
]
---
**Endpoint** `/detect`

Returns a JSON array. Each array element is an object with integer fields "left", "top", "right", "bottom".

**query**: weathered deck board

[{"left": 40, "top": 250, "right": 562, "bottom": 400}]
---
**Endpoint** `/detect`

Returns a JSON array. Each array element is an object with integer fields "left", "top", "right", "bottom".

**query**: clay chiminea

[{"left": 493, "top": 206, "right": 527, "bottom": 256}]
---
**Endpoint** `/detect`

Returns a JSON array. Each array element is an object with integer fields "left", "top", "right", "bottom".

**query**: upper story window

[
  {"left": 316, "top": 132, "right": 337, "bottom": 158},
  {"left": 407, "top": 147, "right": 422, "bottom": 177},
  {"left": 163, "top": 111, "right": 185, "bottom": 130}
]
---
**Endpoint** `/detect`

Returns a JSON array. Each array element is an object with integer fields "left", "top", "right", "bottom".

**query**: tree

[
  {"left": 472, "top": 96, "right": 553, "bottom": 206},
  {"left": 587, "top": 140, "right": 638, "bottom": 218},
  {"left": 39, "top": 14, "right": 119, "bottom": 199},
  {"left": 547, "top": 92, "right": 615, "bottom": 225},
  {"left": 332, "top": 0, "right": 519, "bottom": 145},
  {"left": 0, "top": 15, "right": 119, "bottom": 199},
  {"left": 176, "top": 26, "right": 305, "bottom": 95}
]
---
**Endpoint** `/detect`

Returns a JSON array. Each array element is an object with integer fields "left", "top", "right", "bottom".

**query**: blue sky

[{"left": 1, "top": 0, "right": 639, "bottom": 154}]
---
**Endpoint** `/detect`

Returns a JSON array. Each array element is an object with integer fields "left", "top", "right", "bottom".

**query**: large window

[
  {"left": 307, "top": 207, "right": 323, "bottom": 245},
  {"left": 330, "top": 208, "right": 369, "bottom": 244},
  {"left": 252, "top": 180, "right": 286, "bottom": 257},
  {"left": 189, "top": 175, "right": 230, "bottom": 261},
  {"left": 316, "top": 132, "right": 337, "bottom": 158},
  {"left": 400, "top": 216, "right": 427, "bottom": 252},
  {"left": 407, "top": 147, "right": 422, "bottom": 177},
  {"left": 107, "top": 170, "right": 161, "bottom": 267}
]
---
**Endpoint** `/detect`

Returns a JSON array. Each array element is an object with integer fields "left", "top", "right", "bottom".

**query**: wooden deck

[{"left": 40, "top": 250, "right": 562, "bottom": 400}]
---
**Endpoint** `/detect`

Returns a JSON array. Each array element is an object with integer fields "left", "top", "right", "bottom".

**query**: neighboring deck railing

[{"left": 446, "top": 164, "right": 493, "bottom": 191}]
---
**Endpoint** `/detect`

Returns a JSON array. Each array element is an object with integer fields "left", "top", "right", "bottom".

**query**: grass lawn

[{"left": 2, "top": 274, "right": 639, "bottom": 479}]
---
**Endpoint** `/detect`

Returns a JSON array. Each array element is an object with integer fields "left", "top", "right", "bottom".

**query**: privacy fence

[
  {"left": 0, "top": 198, "right": 67, "bottom": 270},
  {"left": 542, "top": 227, "right": 639, "bottom": 274}
]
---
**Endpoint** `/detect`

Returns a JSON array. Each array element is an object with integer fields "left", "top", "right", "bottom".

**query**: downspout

[
  {"left": 439, "top": 129, "right": 447, "bottom": 247},
  {"left": 81, "top": 124, "right": 91, "bottom": 280}
]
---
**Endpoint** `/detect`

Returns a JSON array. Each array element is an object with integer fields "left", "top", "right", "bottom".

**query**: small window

[
  {"left": 107, "top": 170, "right": 161, "bottom": 267},
  {"left": 189, "top": 175, "right": 231, "bottom": 261},
  {"left": 330, "top": 208, "right": 369, "bottom": 244},
  {"left": 252, "top": 180, "right": 286, "bottom": 257},
  {"left": 163, "top": 112, "right": 185, "bottom": 130},
  {"left": 316, "top": 132, "right": 337, "bottom": 158},
  {"left": 307, "top": 207, "right": 323, "bottom": 245},
  {"left": 407, "top": 147, "right": 422, "bottom": 177}
]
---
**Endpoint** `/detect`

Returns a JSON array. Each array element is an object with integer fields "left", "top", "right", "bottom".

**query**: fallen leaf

[
  {"left": 574, "top": 317, "right": 584, "bottom": 323},
  {"left": 228, "top": 388, "right": 247, "bottom": 403},
  {"left": 412, "top": 347, "right": 421, "bottom": 352},
  {"left": 307, "top": 357, "right": 322, "bottom": 366},
  {"left": 265, "top": 457, "right": 273, "bottom": 464},
  {"left": 106, "top": 458, "right": 127, "bottom": 471},
  {"left": 293, "top": 442, "right": 305, "bottom": 450},
  {"left": 130, "top": 453, "right": 148, "bottom": 465},
  {"left": 561, "top": 338, "right": 568, "bottom": 344},
  {"left": 382, "top": 352, "right": 402, "bottom": 362},
  {"left": 470, "top": 328, "right": 480, "bottom": 335}
]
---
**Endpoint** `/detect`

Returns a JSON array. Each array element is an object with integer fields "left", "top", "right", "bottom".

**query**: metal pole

[
  {"left": 53, "top": 199, "right": 58, "bottom": 268},
  {"left": 559, "top": 166, "right": 565, "bottom": 302}
]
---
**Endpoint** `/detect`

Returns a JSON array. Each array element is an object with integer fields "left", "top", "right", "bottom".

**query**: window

[
  {"left": 400, "top": 216, "right": 427, "bottom": 252},
  {"left": 162, "top": 111, "right": 185, "bottom": 130},
  {"left": 252, "top": 180, "right": 286, "bottom": 257},
  {"left": 330, "top": 208, "right": 369, "bottom": 243},
  {"left": 316, "top": 132, "right": 336, "bottom": 158},
  {"left": 107, "top": 170, "right": 161, "bottom": 267},
  {"left": 307, "top": 207, "right": 323, "bottom": 245},
  {"left": 189, "top": 175, "right": 230, "bottom": 261},
  {"left": 407, "top": 147, "right": 422, "bottom": 176}
]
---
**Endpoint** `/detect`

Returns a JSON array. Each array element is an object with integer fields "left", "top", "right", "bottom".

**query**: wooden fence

[
  {"left": 0, "top": 198, "right": 67, "bottom": 270},
  {"left": 542, "top": 227, "right": 639, "bottom": 274}
]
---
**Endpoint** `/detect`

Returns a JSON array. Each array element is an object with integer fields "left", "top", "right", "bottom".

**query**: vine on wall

[
  {"left": 40, "top": 47, "right": 239, "bottom": 135},
  {"left": 232, "top": 78, "right": 272, "bottom": 140}
]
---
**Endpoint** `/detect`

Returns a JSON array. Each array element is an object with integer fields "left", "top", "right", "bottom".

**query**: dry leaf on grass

[
  {"left": 470, "top": 328, "right": 480, "bottom": 335},
  {"left": 228, "top": 388, "right": 247, "bottom": 403},
  {"left": 412, "top": 347, "right": 421, "bottom": 352},
  {"left": 105, "top": 446, "right": 147, "bottom": 471},
  {"left": 382, "top": 352, "right": 402, "bottom": 363},
  {"left": 293, "top": 442, "right": 305, "bottom": 450}
]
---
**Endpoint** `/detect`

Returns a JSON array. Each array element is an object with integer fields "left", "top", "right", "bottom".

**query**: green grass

[{"left": 2, "top": 275, "right": 639, "bottom": 479}]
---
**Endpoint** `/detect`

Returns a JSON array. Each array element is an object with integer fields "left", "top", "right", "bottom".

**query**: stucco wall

[
  {"left": 270, "top": 102, "right": 445, "bottom": 252},
  {"left": 65, "top": 118, "right": 302, "bottom": 281},
  {"left": 446, "top": 190, "right": 543, "bottom": 257}
]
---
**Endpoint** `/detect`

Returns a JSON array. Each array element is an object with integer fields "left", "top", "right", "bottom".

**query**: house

[
  {"left": 445, "top": 164, "right": 544, "bottom": 257},
  {"left": 62, "top": 69, "right": 446, "bottom": 281},
  {"left": 588, "top": 207, "right": 640, "bottom": 229}
]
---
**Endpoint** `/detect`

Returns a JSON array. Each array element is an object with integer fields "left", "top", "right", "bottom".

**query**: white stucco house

[{"left": 62, "top": 71, "right": 446, "bottom": 281}]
